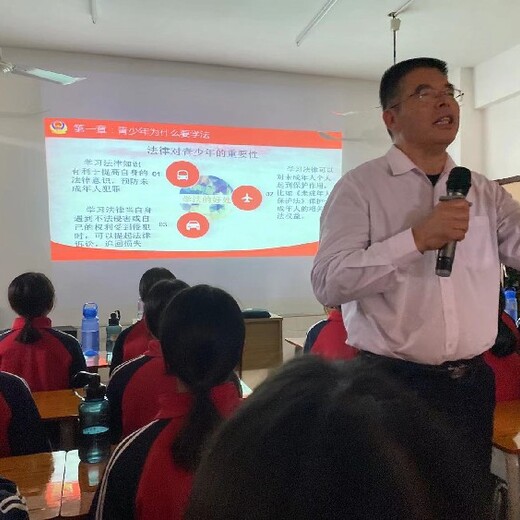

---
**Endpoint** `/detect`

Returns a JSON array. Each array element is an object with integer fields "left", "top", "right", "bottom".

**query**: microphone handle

[
  {"left": 435, "top": 193, "right": 467, "bottom": 277},
  {"left": 436, "top": 242, "right": 457, "bottom": 277}
]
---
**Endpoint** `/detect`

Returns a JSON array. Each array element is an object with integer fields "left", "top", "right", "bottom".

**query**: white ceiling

[{"left": 1, "top": 0, "right": 520, "bottom": 80}]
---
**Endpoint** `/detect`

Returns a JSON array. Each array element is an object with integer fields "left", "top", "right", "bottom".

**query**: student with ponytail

[
  {"left": 0, "top": 273, "right": 86, "bottom": 391},
  {"left": 107, "top": 278, "right": 190, "bottom": 442},
  {"left": 91, "top": 284, "right": 244, "bottom": 520},
  {"left": 484, "top": 288, "right": 520, "bottom": 401}
]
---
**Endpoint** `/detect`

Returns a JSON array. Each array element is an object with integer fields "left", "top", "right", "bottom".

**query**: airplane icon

[{"left": 242, "top": 193, "right": 253, "bottom": 203}]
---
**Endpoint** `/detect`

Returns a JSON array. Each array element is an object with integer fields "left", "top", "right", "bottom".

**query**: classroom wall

[
  {"left": 0, "top": 47, "right": 390, "bottom": 328},
  {"left": 475, "top": 44, "right": 520, "bottom": 180}
]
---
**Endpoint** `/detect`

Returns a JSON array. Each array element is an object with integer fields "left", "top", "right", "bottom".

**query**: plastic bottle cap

[
  {"left": 108, "top": 311, "right": 120, "bottom": 326},
  {"left": 86, "top": 382, "right": 107, "bottom": 400},
  {"left": 505, "top": 289, "right": 517, "bottom": 298},
  {"left": 83, "top": 303, "right": 98, "bottom": 318}
]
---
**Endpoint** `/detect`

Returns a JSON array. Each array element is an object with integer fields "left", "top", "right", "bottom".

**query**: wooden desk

[
  {"left": 284, "top": 337, "right": 305, "bottom": 356},
  {"left": 0, "top": 451, "right": 65, "bottom": 520},
  {"left": 242, "top": 316, "right": 283, "bottom": 370},
  {"left": 33, "top": 390, "right": 82, "bottom": 450},
  {"left": 84, "top": 354, "right": 110, "bottom": 371},
  {"left": 493, "top": 400, "right": 520, "bottom": 519},
  {"left": 60, "top": 450, "right": 107, "bottom": 519}
]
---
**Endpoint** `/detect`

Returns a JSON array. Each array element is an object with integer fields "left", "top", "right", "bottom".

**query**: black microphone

[{"left": 435, "top": 166, "right": 472, "bottom": 277}]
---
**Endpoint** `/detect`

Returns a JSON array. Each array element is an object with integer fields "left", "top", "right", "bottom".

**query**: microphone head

[{"left": 446, "top": 166, "right": 471, "bottom": 196}]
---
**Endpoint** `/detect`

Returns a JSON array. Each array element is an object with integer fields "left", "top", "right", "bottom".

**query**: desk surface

[
  {"left": 243, "top": 314, "right": 282, "bottom": 322},
  {"left": 240, "top": 379, "right": 252, "bottom": 398},
  {"left": 33, "top": 390, "right": 81, "bottom": 421},
  {"left": 493, "top": 400, "right": 520, "bottom": 454},
  {"left": 284, "top": 337, "right": 305, "bottom": 351},
  {"left": 0, "top": 451, "right": 65, "bottom": 520},
  {"left": 84, "top": 354, "right": 109, "bottom": 370},
  {"left": 60, "top": 450, "right": 107, "bottom": 519}
]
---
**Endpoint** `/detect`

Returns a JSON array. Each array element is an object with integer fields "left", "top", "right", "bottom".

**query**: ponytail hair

[
  {"left": 17, "top": 318, "right": 41, "bottom": 344},
  {"left": 8, "top": 273, "right": 55, "bottom": 345},
  {"left": 158, "top": 285, "right": 244, "bottom": 471},
  {"left": 492, "top": 289, "right": 519, "bottom": 357},
  {"left": 171, "top": 388, "right": 221, "bottom": 470},
  {"left": 492, "top": 314, "right": 519, "bottom": 357}
]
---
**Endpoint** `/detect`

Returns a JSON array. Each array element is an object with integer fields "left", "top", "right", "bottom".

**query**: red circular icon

[
  {"left": 232, "top": 185, "right": 262, "bottom": 211},
  {"left": 177, "top": 212, "right": 209, "bottom": 238},
  {"left": 166, "top": 161, "right": 200, "bottom": 188}
]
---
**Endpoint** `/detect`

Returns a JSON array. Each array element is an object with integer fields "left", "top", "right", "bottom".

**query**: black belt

[{"left": 359, "top": 351, "right": 484, "bottom": 380}]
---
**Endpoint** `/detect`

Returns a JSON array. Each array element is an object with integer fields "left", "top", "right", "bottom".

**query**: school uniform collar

[
  {"left": 12, "top": 316, "right": 51, "bottom": 330},
  {"left": 144, "top": 338, "right": 163, "bottom": 358},
  {"left": 328, "top": 309, "right": 343, "bottom": 322},
  {"left": 155, "top": 382, "right": 241, "bottom": 420}
]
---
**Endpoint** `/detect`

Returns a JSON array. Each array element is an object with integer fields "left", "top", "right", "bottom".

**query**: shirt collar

[
  {"left": 385, "top": 145, "right": 456, "bottom": 177},
  {"left": 328, "top": 309, "right": 343, "bottom": 322},
  {"left": 155, "top": 382, "right": 241, "bottom": 420},
  {"left": 144, "top": 338, "right": 163, "bottom": 358},
  {"left": 12, "top": 316, "right": 51, "bottom": 330}
]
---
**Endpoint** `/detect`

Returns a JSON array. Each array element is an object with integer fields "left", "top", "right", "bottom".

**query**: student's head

[
  {"left": 138, "top": 267, "right": 176, "bottom": 301},
  {"left": 186, "top": 356, "right": 489, "bottom": 520},
  {"left": 143, "top": 278, "right": 189, "bottom": 338},
  {"left": 8, "top": 272, "right": 55, "bottom": 344},
  {"left": 158, "top": 284, "right": 245, "bottom": 471},
  {"left": 380, "top": 57, "right": 460, "bottom": 148}
]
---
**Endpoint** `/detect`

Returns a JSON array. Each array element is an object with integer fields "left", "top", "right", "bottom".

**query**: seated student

[
  {"left": 110, "top": 267, "right": 176, "bottom": 373},
  {"left": 107, "top": 278, "right": 189, "bottom": 442},
  {"left": 0, "top": 273, "right": 86, "bottom": 392},
  {"left": 303, "top": 305, "right": 358, "bottom": 360},
  {"left": 484, "top": 290, "right": 520, "bottom": 401},
  {"left": 91, "top": 284, "right": 244, "bottom": 520},
  {"left": 0, "top": 372, "right": 49, "bottom": 457},
  {"left": 186, "top": 356, "right": 490, "bottom": 520}
]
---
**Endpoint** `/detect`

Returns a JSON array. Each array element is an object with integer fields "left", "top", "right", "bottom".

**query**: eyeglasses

[{"left": 388, "top": 87, "right": 464, "bottom": 109}]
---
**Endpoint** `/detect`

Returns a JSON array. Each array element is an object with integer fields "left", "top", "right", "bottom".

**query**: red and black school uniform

[
  {"left": 0, "top": 477, "right": 29, "bottom": 519},
  {"left": 107, "top": 339, "right": 178, "bottom": 443},
  {"left": 0, "top": 317, "right": 86, "bottom": 392},
  {"left": 108, "top": 339, "right": 243, "bottom": 444},
  {"left": 303, "top": 309, "right": 358, "bottom": 361},
  {"left": 90, "top": 383, "right": 241, "bottom": 520},
  {"left": 0, "top": 372, "right": 49, "bottom": 457},
  {"left": 109, "top": 319, "right": 152, "bottom": 375},
  {"left": 484, "top": 311, "right": 520, "bottom": 401}
]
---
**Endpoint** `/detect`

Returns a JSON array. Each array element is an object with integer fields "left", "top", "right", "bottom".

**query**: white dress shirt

[{"left": 311, "top": 146, "right": 520, "bottom": 364}]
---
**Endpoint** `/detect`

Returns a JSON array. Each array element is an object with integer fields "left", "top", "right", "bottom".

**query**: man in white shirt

[{"left": 312, "top": 57, "right": 520, "bottom": 474}]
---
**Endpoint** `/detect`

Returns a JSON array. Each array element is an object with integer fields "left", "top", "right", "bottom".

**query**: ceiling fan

[{"left": 0, "top": 50, "right": 85, "bottom": 85}]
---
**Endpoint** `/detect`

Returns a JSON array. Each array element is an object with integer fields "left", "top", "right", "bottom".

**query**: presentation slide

[{"left": 44, "top": 118, "right": 342, "bottom": 261}]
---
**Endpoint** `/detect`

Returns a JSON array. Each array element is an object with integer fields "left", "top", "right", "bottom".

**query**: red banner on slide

[
  {"left": 44, "top": 118, "right": 342, "bottom": 149},
  {"left": 50, "top": 241, "right": 319, "bottom": 261}
]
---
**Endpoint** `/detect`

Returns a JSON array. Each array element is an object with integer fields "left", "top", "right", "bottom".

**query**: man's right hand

[{"left": 412, "top": 199, "right": 470, "bottom": 253}]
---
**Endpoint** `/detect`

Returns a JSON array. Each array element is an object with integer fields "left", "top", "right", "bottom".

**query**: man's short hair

[{"left": 379, "top": 57, "right": 448, "bottom": 110}]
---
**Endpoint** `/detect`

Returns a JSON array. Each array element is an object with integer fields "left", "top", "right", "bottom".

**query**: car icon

[
  {"left": 186, "top": 220, "right": 200, "bottom": 231},
  {"left": 177, "top": 169, "right": 189, "bottom": 181}
]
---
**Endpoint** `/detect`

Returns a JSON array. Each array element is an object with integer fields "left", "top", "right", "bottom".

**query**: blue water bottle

[
  {"left": 81, "top": 303, "right": 100, "bottom": 357},
  {"left": 74, "top": 371, "right": 110, "bottom": 463},
  {"left": 504, "top": 288, "right": 518, "bottom": 324}
]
